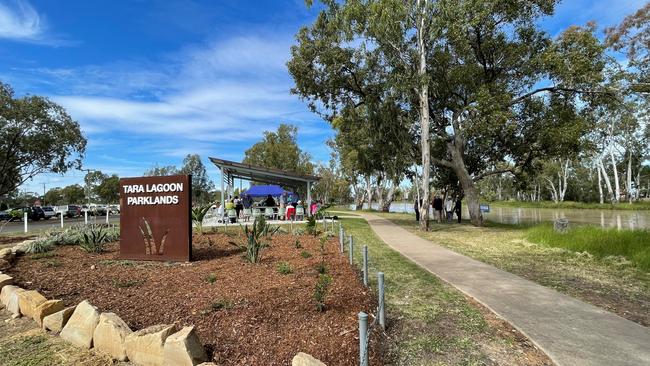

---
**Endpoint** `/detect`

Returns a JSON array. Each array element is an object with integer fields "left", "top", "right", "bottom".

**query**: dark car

[
  {"left": 9, "top": 207, "right": 42, "bottom": 221},
  {"left": 0, "top": 211, "right": 11, "bottom": 221}
]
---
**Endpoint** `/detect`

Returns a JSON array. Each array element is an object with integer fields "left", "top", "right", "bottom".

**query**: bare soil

[{"left": 7, "top": 232, "right": 379, "bottom": 365}]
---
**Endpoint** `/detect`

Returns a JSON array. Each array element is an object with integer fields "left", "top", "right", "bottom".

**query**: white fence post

[
  {"left": 23, "top": 212, "right": 28, "bottom": 233},
  {"left": 60, "top": 213, "right": 64, "bottom": 228},
  {"left": 84, "top": 210, "right": 88, "bottom": 225}
]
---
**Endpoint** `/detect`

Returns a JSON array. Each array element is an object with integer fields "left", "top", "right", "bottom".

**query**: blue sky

[{"left": 1, "top": 0, "right": 645, "bottom": 195}]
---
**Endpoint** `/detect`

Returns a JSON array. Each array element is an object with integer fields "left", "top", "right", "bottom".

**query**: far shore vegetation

[{"left": 488, "top": 200, "right": 650, "bottom": 211}]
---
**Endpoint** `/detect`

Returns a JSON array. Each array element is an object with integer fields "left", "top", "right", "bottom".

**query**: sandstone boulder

[
  {"left": 0, "top": 273, "right": 13, "bottom": 290},
  {"left": 0, "top": 248, "right": 14, "bottom": 263},
  {"left": 17, "top": 290, "right": 47, "bottom": 318},
  {"left": 33, "top": 299, "right": 65, "bottom": 326},
  {"left": 163, "top": 326, "right": 208, "bottom": 366},
  {"left": 1, "top": 285, "right": 25, "bottom": 315},
  {"left": 125, "top": 324, "right": 176, "bottom": 366},
  {"left": 43, "top": 305, "right": 76, "bottom": 332},
  {"left": 60, "top": 300, "right": 100, "bottom": 348},
  {"left": 11, "top": 240, "right": 33, "bottom": 255},
  {"left": 93, "top": 312, "right": 132, "bottom": 361},
  {"left": 292, "top": 352, "right": 327, "bottom": 366}
]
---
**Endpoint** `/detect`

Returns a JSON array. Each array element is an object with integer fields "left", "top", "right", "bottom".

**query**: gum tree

[
  {"left": 289, "top": 0, "right": 439, "bottom": 229},
  {"left": 0, "top": 82, "right": 86, "bottom": 197}
]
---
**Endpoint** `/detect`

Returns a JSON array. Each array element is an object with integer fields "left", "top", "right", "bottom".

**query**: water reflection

[{"left": 350, "top": 202, "right": 649, "bottom": 229}]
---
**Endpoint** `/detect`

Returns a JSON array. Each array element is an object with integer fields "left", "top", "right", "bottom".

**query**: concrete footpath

[{"left": 358, "top": 213, "right": 650, "bottom": 366}]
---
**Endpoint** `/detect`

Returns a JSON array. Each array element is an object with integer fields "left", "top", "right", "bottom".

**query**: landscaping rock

[
  {"left": 197, "top": 363, "right": 217, "bottom": 366},
  {"left": 163, "top": 326, "right": 208, "bottom": 366},
  {"left": 12, "top": 240, "right": 33, "bottom": 255},
  {"left": 17, "top": 290, "right": 47, "bottom": 318},
  {"left": 0, "top": 273, "right": 14, "bottom": 290},
  {"left": 93, "top": 312, "right": 132, "bottom": 361},
  {"left": 292, "top": 352, "right": 327, "bottom": 366},
  {"left": 60, "top": 300, "right": 100, "bottom": 348},
  {"left": 33, "top": 299, "right": 65, "bottom": 326},
  {"left": 1, "top": 285, "right": 25, "bottom": 315},
  {"left": 125, "top": 324, "right": 176, "bottom": 366},
  {"left": 43, "top": 305, "right": 76, "bottom": 332},
  {"left": 0, "top": 248, "right": 14, "bottom": 263}
]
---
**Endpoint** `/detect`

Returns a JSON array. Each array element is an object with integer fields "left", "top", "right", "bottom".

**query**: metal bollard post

[
  {"left": 339, "top": 226, "right": 344, "bottom": 253},
  {"left": 363, "top": 245, "right": 369, "bottom": 286},
  {"left": 349, "top": 235, "right": 354, "bottom": 265},
  {"left": 358, "top": 311, "right": 368, "bottom": 366},
  {"left": 105, "top": 210, "right": 109, "bottom": 224},
  {"left": 60, "top": 213, "right": 64, "bottom": 228},
  {"left": 84, "top": 210, "right": 88, "bottom": 225},
  {"left": 23, "top": 212, "right": 28, "bottom": 233},
  {"left": 378, "top": 272, "right": 385, "bottom": 329}
]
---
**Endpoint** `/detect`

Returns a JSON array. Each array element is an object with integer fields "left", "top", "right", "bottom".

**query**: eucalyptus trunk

[
  {"left": 417, "top": 0, "right": 431, "bottom": 230},
  {"left": 449, "top": 143, "right": 483, "bottom": 226}
]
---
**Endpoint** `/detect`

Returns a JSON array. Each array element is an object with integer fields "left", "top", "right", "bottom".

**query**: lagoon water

[{"left": 350, "top": 202, "right": 650, "bottom": 230}]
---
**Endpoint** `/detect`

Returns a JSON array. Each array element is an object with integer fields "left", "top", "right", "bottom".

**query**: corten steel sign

[{"left": 119, "top": 175, "right": 192, "bottom": 261}]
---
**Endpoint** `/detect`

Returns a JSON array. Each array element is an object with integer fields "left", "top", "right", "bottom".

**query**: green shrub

[
  {"left": 300, "top": 251, "right": 312, "bottom": 259},
  {"left": 192, "top": 205, "right": 212, "bottom": 234},
  {"left": 315, "top": 261, "right": 328, "bottom": 274},
  {"left": 206, "top": 273, "right": 217, "bottom": 284},
  {"left": 276, "top": 261, "right": 293, "bottom": 274},
  {"left": 306, "top": 215, "right": 318, "bottom": 236},
  {"left": 79, "top": 224, "right": 111, "bottom": 253},
  {"left": 230, "top": 217, "right": 270, "bottom": 263},
  {"left": 313, "top": 274, "right": 332, "bottom": 312},
  {"left": 294, "top": 239, "right": 302, "bottom": 249},
  {"left": 26, "top": 239, "right": 54, "bottom": 254},
  {"left": 319, "top": 235, "right": 328, "bottom": 253}
]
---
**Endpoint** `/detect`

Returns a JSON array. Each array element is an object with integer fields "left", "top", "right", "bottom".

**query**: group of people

[
  {"left": 414, "top": 195, "right": 462, "bottom": 223},
  {"left": 220, "top": 192, "right": 314, "bottom": 222}
]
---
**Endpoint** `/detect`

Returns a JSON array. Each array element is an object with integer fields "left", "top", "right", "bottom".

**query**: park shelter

[{"left": 209, "top": 157, "right": 320, "bottom": 214}]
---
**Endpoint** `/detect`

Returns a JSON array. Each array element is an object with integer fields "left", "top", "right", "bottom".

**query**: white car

[{"left": 41, "top": 206, "right": 57, "bottom": 220}]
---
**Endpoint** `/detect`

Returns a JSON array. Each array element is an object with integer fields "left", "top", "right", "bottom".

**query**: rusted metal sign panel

[{"left": 119, "top": 175, "right": 192, "bottom": 261}]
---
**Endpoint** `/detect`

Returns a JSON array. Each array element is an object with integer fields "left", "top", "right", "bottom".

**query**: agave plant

[
  {"left": 192, "top": 204, "right": 212, "bottom": 234},
  {"left": 230, "top": 217, "right": 270, "bottom": 263},
  {"left": 80, "top": 224, "right": 109, "bottom": 253}
]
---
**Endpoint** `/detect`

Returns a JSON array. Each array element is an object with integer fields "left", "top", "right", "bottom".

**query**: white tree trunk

[
  {"left": 609, "top": 149, "right": 621, "bottom": 203},
  {"left": 598, "top": 159, "right": 615, "bottom": 203},
  {"left": 627, "top": 151, "right": 633, "bottom": 203},
  {"left": 417, "top": 0, "right": 431, "bottom": 230},
  {"left": 364, "top": 175, "right": 373, "bottom": 209},
  {"left": 597, "top": 165, "right": 604, "bottom": 204},
  {"left": 545, "top": 177, "right": 559, "bottom": 203}
]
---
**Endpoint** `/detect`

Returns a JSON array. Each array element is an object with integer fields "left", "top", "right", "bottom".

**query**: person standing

[
  {"left": 444, "top": 196, "right": 454, "bottom": 223},
  {"left": 455, "top": 197, "right": 462, "bottom": 223},
  {"left": 414, "top": 199, "right": 420, "bottom": 221},
  {"left": 279, "top": 192, "right": 287, "bottom": 220},
  {"left": 433, "top": 195, "right": 443, "bottom": 223}
]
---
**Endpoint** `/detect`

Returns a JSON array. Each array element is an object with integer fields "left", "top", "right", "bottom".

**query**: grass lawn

[
  {"left": 489, "top": 200, "right": 650, "bottom": 210},
  {"left": 374, "top": 212, "right": 650, "bottom": 327},
  {"left": 338, "top": 217, "right": 550, "bottom": 365}
]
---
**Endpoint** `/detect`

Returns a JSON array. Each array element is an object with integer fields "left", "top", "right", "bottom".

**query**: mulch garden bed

[{"left": 7, "top": 230, "right": 380, "bottom": 365}]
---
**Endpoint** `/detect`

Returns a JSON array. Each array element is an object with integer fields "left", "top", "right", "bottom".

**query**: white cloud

[{"left": 0, "top": 0, "right": 41, "bottom": 40}]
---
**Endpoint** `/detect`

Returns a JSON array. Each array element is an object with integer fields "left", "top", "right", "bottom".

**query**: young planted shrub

[
  {"left": 306, "top": 215, "right": 318, "bottom": 236},
  {"left": 206, "top": 273, "right": 217, "bottom": 284},
  {"left": 230, "top": 217, "right": 270, "bottom": 263},
  {"left": 313, "top": 274, "right": 332, "bottom": 312},
  {"left": 276, "top": 261, "right": 293, "bottom": 274},
  {"left": 79, "top": 224, "right": 110, "bottom": 253},
  {"left": 315, "top": 261, "right": 328, "bottom": 274},
  {"left": 192, "top": 204, "right": 212, "bottom": 234},
  {"left": 300, "top": 251, "right": 312, "bottom": 259}
]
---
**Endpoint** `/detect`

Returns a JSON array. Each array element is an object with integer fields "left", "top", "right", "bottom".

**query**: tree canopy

[
  {"left": 243, "top": 124, "right": 315, "bottom": 176},
  {"left": 0, "top": 82, "right": 86, "bottom": 197}
]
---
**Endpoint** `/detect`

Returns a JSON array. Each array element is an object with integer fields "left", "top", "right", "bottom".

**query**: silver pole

[
  {"left": 349, "top": 234, "right": 353, "bottom": 265},
  {"left": 378, "top": 272, "right": 385, "bottom": 329},
  {"left": 105, "top": 209, "right": 109, "bottom": 224},
  {"left": 84, "top": 210, "right": 88, "bottom": 225},
  {"left": 363, "top": 245, "right": 368, "bottom": 286},
  {"left": 23, "top": 212, "right": 28, "bottom": 233},
  {"left": 60, "top": 212, "right": 64, "bottom": 228},
  {"left": 358, "top": 312, "right": 368, "bottom": 366},
  {"left": 339, "top": 225, "right": 344, "bottom": 253}
]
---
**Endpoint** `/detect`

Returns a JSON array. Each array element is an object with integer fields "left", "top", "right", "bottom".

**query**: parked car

[
  {"left": 108, "top": 205, "right": 120, "bottom": 214},
  {"left": 0, "top": 210, "right": 11, "bottom": 221},
  {"left": 41, "top": 206, "right": 57, "bottom": 220},
  {"left": 9, "top": 207, "right": 42, "bottom": 221},
  {"left": 55, "top": 205, "right": 81, "bottom": 218},
  {"left": 91, "top": 205, "right": 108, "bottom": 216}
]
